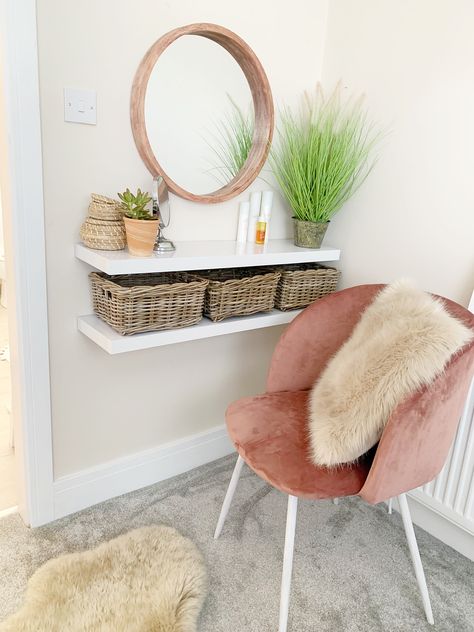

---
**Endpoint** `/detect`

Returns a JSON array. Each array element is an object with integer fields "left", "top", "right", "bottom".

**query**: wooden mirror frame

[{"left": 130, "top": 23, "right": 274, "bottom": 204}]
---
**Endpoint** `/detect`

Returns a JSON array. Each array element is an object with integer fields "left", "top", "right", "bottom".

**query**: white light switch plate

[{"left": 64, "top": 88, "right": 97, "bottom": 125}]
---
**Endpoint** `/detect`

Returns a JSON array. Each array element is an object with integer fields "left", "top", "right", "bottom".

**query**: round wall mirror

[{"left": 130, "top": 23, "right": 274, "bottom": 204}]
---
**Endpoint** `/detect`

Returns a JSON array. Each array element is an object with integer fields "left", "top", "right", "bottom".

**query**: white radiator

[
  {"left": 410, "top": 378, "right": 474, "bottom": 536},
  {"left": 409, "top": 291, "right": 474, "bottom": 540}
]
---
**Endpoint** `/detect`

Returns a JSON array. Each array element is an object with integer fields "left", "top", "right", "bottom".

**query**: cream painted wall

[
  {"left": 322, "top": 0, "right": 474, "bottom": 306},
  {"left": 36, "top": 0, "right": 328, "bottom": 477}
]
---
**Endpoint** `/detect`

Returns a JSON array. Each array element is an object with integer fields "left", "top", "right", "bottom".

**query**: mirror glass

[{"left": 145, "top": 35, "right": 254, "bottom": 195}]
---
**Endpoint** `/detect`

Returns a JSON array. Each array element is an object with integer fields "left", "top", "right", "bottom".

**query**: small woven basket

[
  {"left": 88, "top": 193, "right": 123, "bottom": 221},
  {"left": 90, "top": 272, "right": 209, "bottom": 335},
  {"left": 274, "top": 263, "right": 340, "bottom": 311},
  {"left": 80, "top": 217, "right": 126, "bottom": 251},
  {"left": 197, "top": 267, "right": 281, "bottom": 322}
]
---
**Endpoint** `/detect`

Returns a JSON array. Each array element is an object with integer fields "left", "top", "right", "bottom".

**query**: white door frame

[{"left": 0, "top": 0, "right": 54, "bottom": 525}]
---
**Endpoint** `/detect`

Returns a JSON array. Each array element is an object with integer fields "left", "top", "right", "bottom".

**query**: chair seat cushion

[{"left": 226, "top": 391, "right": 371, "bottom": 499}]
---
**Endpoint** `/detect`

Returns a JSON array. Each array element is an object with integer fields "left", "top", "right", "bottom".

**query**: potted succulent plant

[
  {"left": 270, "top": 84, "right": 379, "bottom": 248},
  {"left": 118, "top": 188, "right": 159, "bottom": 257}
]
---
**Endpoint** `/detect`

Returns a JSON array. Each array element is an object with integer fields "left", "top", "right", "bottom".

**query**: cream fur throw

[
  {"left": 308, "top": 281, "right": 473, "bottom": 467},
  {"left": 0, "top": 526, "right": 207, "bottom": 632}
]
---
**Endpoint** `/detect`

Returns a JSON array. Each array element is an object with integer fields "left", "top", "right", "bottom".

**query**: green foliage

[
  {"left": 207, "top": 96, "right": 254, "bottom": 184},
  {"left": 270, "top": 83, "right": 380, "bottom": 223},
  {"left": 118, "top": 188, "right": 154, "bottom": 220}
]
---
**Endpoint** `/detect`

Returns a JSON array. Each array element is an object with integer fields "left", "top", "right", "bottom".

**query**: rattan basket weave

[
  {"left": 197, "top": 267, "right": 281, "bottom": 322},
  {"left": 88, "top": 194, "right": 123, "bottom": 221},
  {"left": 274, "top": 263, "right": 340, "bottom": 311},
  {"left": 90, "top": 272, "right": 209, "bottom": 335},
  {"left": 80, "top": 217, "right": 126, "bottom": 250}
]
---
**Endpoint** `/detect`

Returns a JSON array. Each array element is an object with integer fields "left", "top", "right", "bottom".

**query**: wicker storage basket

[
  {"left": 88, "top": 193, "right": 123, "bottom": 221},
  {"left": 80, "top": 217, "right": 126, "bottom": 251},
  {"left": 197, "top": 267, "right": 281, "bottom": 322},
  {"left": 90, "top": 272, "right": 209, "bottom": 335},
  {"left": 274, "top": 263, "right": 340, "bottom": 311}
]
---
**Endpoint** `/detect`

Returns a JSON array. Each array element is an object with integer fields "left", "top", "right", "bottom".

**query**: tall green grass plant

[{"left": 270, "top": 84, "right": 379, "bottom": 223}]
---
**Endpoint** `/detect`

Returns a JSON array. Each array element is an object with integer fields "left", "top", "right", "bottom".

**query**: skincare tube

[
  {"left": 247, "top": 191, "right": 262, "bottom": 242},
  {"left": 236, "top": 201, "right": 250, "bottom": 243},
  {"left": 261, "top": 190, "right": 274, "bottom": 243},
  {"left": 255, "top": 215, "right": 267, "bottom": 245}
]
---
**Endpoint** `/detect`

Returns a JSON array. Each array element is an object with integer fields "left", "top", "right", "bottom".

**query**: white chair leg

[
  {"left": 214, "top": 455, "right": 245, "bottom": 539},
  {"left": 398, "top": 494, "right": 434, "bottom": 625},
  {"left": 279, "top": 495, "right": 298, "bottom": 632},
  {"left": 387, "top": 498, "right": 393, "bottom": 514}
]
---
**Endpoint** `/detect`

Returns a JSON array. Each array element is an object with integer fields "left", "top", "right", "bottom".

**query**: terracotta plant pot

[
  {"left": 123, "top": 217, "right": 159, "bottom": 257},
  {"left": 293, "top": 218, "right": 329, "bottom": 249}
]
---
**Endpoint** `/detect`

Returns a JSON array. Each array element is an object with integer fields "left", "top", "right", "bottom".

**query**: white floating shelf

[
  {"left": 75, "top": 239, "right": 340, "bottom": 275},
  {"left": 76, "top": 239, "right": 340, "bottom": 353},
  {"left": 78, "top": 309, "right": 303, "bottom": 354}
]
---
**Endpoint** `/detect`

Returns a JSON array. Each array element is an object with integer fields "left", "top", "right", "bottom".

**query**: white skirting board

[
  {"left": 393, "top": 495, "right": 474, "bottom": 561},
  {"left": 53, "top": 425, "right": 234, "bottom": 521},
  {"left": 0, "top": 506, "right": 18, "bottom": 520},
  {"left": 53, "top": 427, "right": 473, "bottom": 561}
]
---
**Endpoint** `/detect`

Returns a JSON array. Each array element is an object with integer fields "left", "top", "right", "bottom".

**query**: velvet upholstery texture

[
  {"left": 226, "top": 391, "right": 371, "bottom": 499},
  {"left": 225, "top": 285, "right": 474, "bottom": 503},
  {"left": 266, "top": 284, "right": 382, "bottom": 393},
  {"left": 308, "top": 281, "right": 473, "bottom": 467},
  {"left": 360, "top": 297, "right": 474, "bottom": 504}
]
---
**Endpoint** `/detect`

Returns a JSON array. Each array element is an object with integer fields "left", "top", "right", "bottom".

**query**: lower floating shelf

[{"left": 78, "top": 309, "right": 303, "bottom": 354}]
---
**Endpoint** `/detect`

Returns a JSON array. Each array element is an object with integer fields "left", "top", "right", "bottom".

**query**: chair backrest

[
  {"left": 360, "top": 295, "right": 474, "bottom": 503},
  {"left": 266, "top": 284, "right": 382, "bottom": 393},
  {"left": 266, "top": 284, "right": 474, "bottom": 503}
]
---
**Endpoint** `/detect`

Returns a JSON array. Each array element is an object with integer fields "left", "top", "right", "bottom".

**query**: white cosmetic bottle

[
  {"left": 236, "top": 201, "right": 250, "bottom": 243},
  {"left": 260, "top": 190, "right": 274, "bottom": 244},
  {"left": 247, "top": 191, "right": 262, "bottom": 242}
]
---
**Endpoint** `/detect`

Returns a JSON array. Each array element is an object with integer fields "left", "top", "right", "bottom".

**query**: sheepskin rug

[
  {"left": 309, "top": 280, "right": 473, "bottom": 467},
  {"left": 0, "top": 526, "right": 207, "bottom": 632}
]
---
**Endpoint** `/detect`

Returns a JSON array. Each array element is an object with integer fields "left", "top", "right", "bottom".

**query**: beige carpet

[
  {"left": 1, "top": 456, "right": 473, "bottom": 631},
  {"left": 0, "top": 526, "right": 207, "bottom": 632}
]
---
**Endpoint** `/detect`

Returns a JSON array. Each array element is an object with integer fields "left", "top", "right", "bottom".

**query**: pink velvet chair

[{"left": 214, "top": 284, "right": 474, "bottom": 632}]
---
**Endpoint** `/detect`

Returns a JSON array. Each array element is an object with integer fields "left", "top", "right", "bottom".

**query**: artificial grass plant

[
  {"left": 270, "top": 83, "right": 379, "bottom": 223},
  {"left": 207, "top": 96, "right": 254, "bottom": 184}
]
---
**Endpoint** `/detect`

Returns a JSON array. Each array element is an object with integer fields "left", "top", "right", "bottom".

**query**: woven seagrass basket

[
  {"left": 90, "top": 272, "right": 209, "bottom": 335},
  {"left": 274, "top": 263, "right": 340, "bottom": 311},
  {"left": 80, "top": 217, "right": 126, "bottom": 251},
  {"left": 196, "top": 267, "right": 281, "bottom": 322},
  {"left": 88, "top": 193, "right": 123, "bottom": 221}
]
